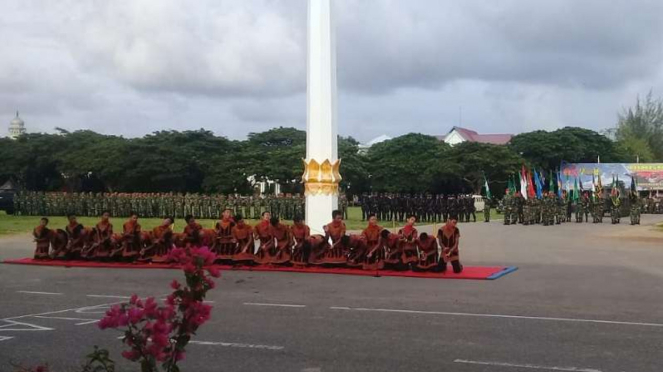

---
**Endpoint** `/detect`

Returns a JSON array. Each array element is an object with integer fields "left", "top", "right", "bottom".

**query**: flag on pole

[
  {"left": 630, "top": 175, "right": 636, "bottom": 193},
  {"left": 528, "top": 171, "right": 536, "bottom": 199},
  {"left": 557, "top": 170, "right": 563, "bottom": 197},
  {"left": 483, "top": 173, "right": 492, "bottom": 199},
  {"left": 521, "top": 165, "right": 528, "bottom": 200},
  {"left": 533, "top": 169, "right": 542, "bottom": 199},
  {"left": 573, "top": 177, "right": 579, "bottom": 202}
]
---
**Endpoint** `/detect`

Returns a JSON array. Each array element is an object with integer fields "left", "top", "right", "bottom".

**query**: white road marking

[
  {"left": 244, "top": 302, "right": 306, "bottom": 308},
  {"left": 0, "top": 336, "right": 14, "bottom": 342},
  {"left": 0, "top": 319, "right": 54, "bottom": 332},
  {"left": 86, "top": 295, "right": 131, "bottom": 299},
  {"left": 75, "top": 319, "right": 101, "bottom": 326},
  {"left": 189, "top": 340, "right": 284, "bottom": 350},
  {"left": 330, "top": 306, "right": 663, "bottom": 328},
  {"left": 17, "top": 291, "right": 63, "bottom": 296},
  {"left": 454, "top": 359, "right": 602, "bottom": 372},
  {"left": 33, "top": 316, "right": 97, "bottom": 322}
]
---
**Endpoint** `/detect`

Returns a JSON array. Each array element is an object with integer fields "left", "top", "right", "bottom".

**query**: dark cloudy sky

[{"left": 2, "top": 0, "right": 662, "bottom": 143}]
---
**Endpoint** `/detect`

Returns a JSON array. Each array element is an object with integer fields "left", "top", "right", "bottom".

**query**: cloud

[{"left": 1, "top": 0, "right": 662, "bottom": 141}]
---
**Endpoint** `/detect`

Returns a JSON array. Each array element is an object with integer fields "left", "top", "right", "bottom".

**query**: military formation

[
  {"left": 359, "top": 194, "right": 482, "bottom": 223},
  {"left": 13, "top": 192, "right": 347, "bottom": 221},
  {"left": 501, "top": 189, "right": 644, "bottom": 226}
]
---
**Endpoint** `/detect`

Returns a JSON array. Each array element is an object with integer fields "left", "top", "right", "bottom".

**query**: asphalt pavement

[{"left": 1, "top": 216, "right": 663, "bottom": 372}]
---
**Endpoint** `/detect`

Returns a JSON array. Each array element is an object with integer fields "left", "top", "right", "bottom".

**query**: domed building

[{"left": 8, "top": 111, "right": 26, "bottom": 139}]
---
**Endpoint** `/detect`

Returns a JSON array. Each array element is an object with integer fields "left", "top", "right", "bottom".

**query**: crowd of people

[
  {"left": 501, "top": 188, "right": 642, "bottom": 226},
  {"left": 359, "top": 193, "right": 486, "bottom": 223},
  {"left": 32, "top": 210, "right": 463, "bottom": 273},
  {"left": 14, "top": 191, "right": 349, "bottom": 221}
]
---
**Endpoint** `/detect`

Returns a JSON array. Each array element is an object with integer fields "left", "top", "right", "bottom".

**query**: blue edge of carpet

[{"left": 487, "top": 266, "right": 519, "bottom": 280}]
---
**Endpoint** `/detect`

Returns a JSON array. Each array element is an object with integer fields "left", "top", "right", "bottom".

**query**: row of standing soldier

[
  {"left": 13, "top": 191, "right": 349, "bottom": 221},
  {"left": 359, "top": 194, "right": 479, "bottom": 223},
  {"left": 501, "top": 188, "right": 641, "bottom": 226}
]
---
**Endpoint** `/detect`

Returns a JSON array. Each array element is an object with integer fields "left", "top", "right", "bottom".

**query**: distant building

[
  {"left": 8, "top": 112, "right": 26, "bottom": 139},
  {"left": 358, "top": 134, "right": 392, "bottom": 154},
  {"left": 437, "top": 126, "right": 512, "bottom": 146}
]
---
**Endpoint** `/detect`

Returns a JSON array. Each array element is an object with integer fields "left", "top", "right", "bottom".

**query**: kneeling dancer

[{"left": 437, "top": 218, "right": 462, "bottom": 273}]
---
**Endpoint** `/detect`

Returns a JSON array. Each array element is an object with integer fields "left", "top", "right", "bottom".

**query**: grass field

[{"left": 0, "top": 207, "right": 408, "bottom": 236}]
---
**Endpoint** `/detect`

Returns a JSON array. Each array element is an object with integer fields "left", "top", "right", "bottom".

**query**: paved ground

[{"left": 1, "top": 216, "right": 663, "bottom": 372}]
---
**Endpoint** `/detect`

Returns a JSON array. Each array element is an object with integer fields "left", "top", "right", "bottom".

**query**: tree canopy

[{"left": 0, "top": 122, "right": 637, "bottom": 197}]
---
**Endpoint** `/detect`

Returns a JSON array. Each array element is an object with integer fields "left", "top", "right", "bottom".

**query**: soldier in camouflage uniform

[
  {"left": 502, "top": 190, "right": 512, "bottom": 225},
  {"left": 522, "top": 198, "right": 532, "bottom": 225},
  {"left": 610, "top": 191, "right": 621, "bottom": 224},
  {"left": 483, "top": 197, "right": 491, "bottom": 223},
  {"left": 629, "top": 190, "right": 641, "bottom": 225}
]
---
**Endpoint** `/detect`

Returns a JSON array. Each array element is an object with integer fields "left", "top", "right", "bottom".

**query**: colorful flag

[
  {"left": 557, "top": 170, "right": 563, "bottom": 197},
  {"left": 549, "top": 170, "right": 554, "bottom": 193},
  {"left": 573, "top": 177, "right": 579, "bottom": 202},
  {"left": 534, "top": 169, "right": 542, "bottom": 199},
  {"left": 521, "top": 165, "right": 528, "bottom": 200},
  {"left": 528, "top": 171, "right": 536, "bottom": 199},
  {"left": 483, "top": 173, "right": 492, "bottom": 199},
  {"left": 630, "top": 175, "right": 636, "bottom": 193}
]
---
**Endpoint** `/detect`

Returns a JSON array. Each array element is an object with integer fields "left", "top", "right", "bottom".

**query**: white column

[{"left": 305, "top": 0, "right": 338, "bottom": 234}]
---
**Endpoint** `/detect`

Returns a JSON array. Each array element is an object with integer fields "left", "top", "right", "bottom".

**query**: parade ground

[{"left": 1, "top": 217, "right": 663, "bottom": 372}]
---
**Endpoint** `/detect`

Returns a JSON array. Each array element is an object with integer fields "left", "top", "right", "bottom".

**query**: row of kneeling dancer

[{"left": 32, "top": 210, "right": 463, "bottom": 273}]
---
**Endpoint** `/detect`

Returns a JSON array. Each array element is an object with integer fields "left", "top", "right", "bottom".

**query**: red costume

[
  {"left": 416, "top": 235, "right": 439, "bottom": 271},
  {"left": 322, "top": 221, "right": 347, "bottom": 264},
  {"left": 61, "top": 222, "right": 85, "bottom": 259},
  {"left": 437, "top": 224, "right": 462, "bottom": 273},
  {"left": 88, "top": 221, "right": 114, "bottom": 259},
  {"left": 33, "top": 225, "right": 52, "bottom": 260},
  {"left": 398, "top": 225, "right": 419, "bottom": 266},
  {"left": 290, "top": 224, "right": 311, "bottom": 266},
  {"left": 254, "top": 220, "right": 275, "bottom": 264},
  {"left": 270, "top": 223, "right": 292, "bottom": 264},
  {"left": 144, "top": 225, "right": 174, "bottom": 263},
  {"left": 232, "top": 223, "right": 255, "bottom": 262},
  {"left": 214, "top": 219, "right": 236, "bottom": 260},
  {"left": 362, "top": 224, "right": 384, "bottom": 270},
  {"left": 121, "top": 220, "right": 142, "bottom": 259},
  {"left": 382, "top": 232, "right": 403, "bottom": 267},
  {"left": 182, "top": 222, "right": 203, "bottom": 247}
]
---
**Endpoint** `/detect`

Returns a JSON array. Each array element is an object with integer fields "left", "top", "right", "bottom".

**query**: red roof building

[{"left": 437, "top": 126, "right": 513, "bottom": 146}]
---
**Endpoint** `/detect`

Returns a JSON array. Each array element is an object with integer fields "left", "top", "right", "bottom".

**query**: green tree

[
  {"left": 366, "top": 133, "right": 449, "bottom": 193},
  {"left": 243, "top": 127, "right": 306, "bottom": 194},
  {"left": 509, "top": 127, "right": 623, "bottom": 170},
  {"left": 614, "top": 91, "right": 663, "bottom": 161},
  {"left": 447, "top": 142, "right": 525, "bottom": 195}
]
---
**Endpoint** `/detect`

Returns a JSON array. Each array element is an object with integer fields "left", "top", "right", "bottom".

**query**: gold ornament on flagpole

[{"left": 302, "top": 159, "right": 342, "bottom": 196}]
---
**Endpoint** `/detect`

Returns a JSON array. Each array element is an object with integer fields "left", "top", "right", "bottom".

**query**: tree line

[{"left": 1, "top": 94, "right": 659, "bottom": 198}]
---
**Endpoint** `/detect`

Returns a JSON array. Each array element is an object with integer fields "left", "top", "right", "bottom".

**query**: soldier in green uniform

[
  {"left": 522, "top": 198, "right": 531, "bottom": 225},
  {"left": 575, "top": 196, "right": 584, "bottom": 223},
  {"left": 483, "top": 197, "right": 491, "bottom": 223},
  {"left": 629, "top": 190, "right": 641, "bottom": 225},
  {"left": 610, "top": 190, "right": 621, "bottom": 224},
  {"left": 252, "top": 195, "right": 262, "bottom": 220},
  {"left": 502, "top": 189, "right": 512, "bottom": 226}
]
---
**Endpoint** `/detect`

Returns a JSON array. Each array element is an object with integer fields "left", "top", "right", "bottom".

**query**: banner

[{"left": 560, "top": 162, "right": 663, "bottom": 191}]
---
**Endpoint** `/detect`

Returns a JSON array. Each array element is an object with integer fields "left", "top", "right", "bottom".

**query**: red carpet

[{"left": 2, "top": 258, "right": 517, "bottom": 280}]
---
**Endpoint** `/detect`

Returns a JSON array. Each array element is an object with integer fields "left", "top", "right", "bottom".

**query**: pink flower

[
  {"left": 170, "top": 280, "right": 181, "bottom": 290},
  {"left": 207, "top": 266, "right": 221, "bottom": 278},
  {"left": 183, "top": 263, "right": 197, "bottom": 275},
  {"left": 128, "top": 308, "right": 144, "bottom": 325},
  {"left": 121, "top": 350, "right": 141, "bottom": 361}
]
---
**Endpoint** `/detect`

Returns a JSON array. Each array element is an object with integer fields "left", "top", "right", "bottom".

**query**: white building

[
  {"left": 8, "top": 112, "right": 26, "bottom": 139},
  {"left": 437, "top": 126, "right": 512, "bottom": 147},
  {"left": 358, "top": 134, "right": 392, "bottom": 154}
]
